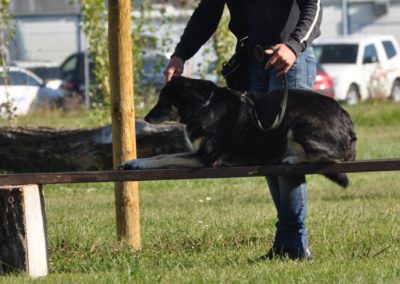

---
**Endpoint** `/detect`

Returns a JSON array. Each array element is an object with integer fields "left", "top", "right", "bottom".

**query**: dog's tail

[{"left": 323, "top": 173, "right": 349, "bottom": 188}]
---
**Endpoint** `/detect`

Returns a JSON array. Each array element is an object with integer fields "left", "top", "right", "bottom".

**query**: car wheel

[
  {"left": 390, "top": 79, "right": 400, "bottom": 102},
  {"left": 346, "top": 84, "right": 359, "bottom": 105}
]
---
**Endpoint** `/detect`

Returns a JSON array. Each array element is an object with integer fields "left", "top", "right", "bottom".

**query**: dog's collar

[{"left": 201, "top": 91, "right": 214, "bottom": 107}]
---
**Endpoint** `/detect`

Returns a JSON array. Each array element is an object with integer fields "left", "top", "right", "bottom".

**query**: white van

[{"left": 313, "top": 35, "right": 400, "bottom": 104}]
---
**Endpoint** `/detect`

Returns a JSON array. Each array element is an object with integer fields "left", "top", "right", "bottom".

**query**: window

[
  {"left": 8, "top": 71, "right": 29, "bottom": 85},
  {"left": 26, "top": 74, "right": 41, "bottom": 86},
  {"left": 0, "top": 71, "right": 40, "bottom": 86},
  {"left": 363, "top": 44, "right": 378, "bottom": 64},
  {"left": 382, "top": 40, "right": 397, "bottom": 59},
  {"left": 314, "top": 44, "right": 358, "bottom": 64},
  {"left": 61, "top": 56, "right": 78, "bottom": 74}
]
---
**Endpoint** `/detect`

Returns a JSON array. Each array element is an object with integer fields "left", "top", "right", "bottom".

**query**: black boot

[{"left": 252, "top": 246, "right": 313, "bottom": 262}]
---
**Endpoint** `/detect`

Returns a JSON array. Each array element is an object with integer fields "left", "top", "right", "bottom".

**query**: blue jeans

[{"left": 248, "top": 47, "right": 317, "bottom": 250}]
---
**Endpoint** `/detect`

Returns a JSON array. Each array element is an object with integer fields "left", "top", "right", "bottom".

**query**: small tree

[
  {"left": 212, "top": 7, "right": 236, "bottom": 85},
  {"left": 80, "top": 0, "right": 110, "bottom": 107},
  {"left": 77, "top": 1, "right": 237, "bottom": 111},
  {"left": 0, "top": 0, "right": 16, "bottom": 126},
  {"left": 78, "top": 0, "right": 160, "bottom": 109}
]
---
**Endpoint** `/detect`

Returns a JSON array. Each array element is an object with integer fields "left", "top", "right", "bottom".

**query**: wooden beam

[
  {"left": 0, "top": 185, "right": 48, "bottom": 277},
  {"left": 0, "top": 159, "right": 399, "bottom": 186},
  {"left": 108, "top": 0, "right": 141, "bottom": 249}
]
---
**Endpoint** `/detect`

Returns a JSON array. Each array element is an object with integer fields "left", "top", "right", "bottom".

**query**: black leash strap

[
  {"left": 251, "top": 45, "right": 289, "bottom": 131},
  {"left": 270, "top": 72, "right": 288, "bottom": 130}
]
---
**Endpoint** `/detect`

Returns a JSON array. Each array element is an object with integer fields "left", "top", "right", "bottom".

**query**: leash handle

[{"left": 254, "top": 45, "right": 277, "bottom": 65}]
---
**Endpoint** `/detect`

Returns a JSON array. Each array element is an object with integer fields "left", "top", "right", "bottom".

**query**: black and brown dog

[{"left": 120, "top": 76, "right": 357, "bottom": 187}]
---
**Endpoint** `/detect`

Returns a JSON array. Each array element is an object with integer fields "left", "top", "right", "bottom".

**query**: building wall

[
  {"left": 10, "top": 15, "right": 81, "bottom": 65},
  {"left": 356, "top": 3, "right": 400, "bottom": 43},
  {"left": 7, "top": 1, "right": 400, "bottom": 67},
  {"left": 10, "top": 0, "right": 80, "bottom": 16},
  {"left": 320, "top": 2, "right": 377, "bottom": 39},
  {"left": 319, "top": 1, "right": 400, "bottom": 44},
  {"left": 319, "top": 4, "right": 344, "bottom": 39}
]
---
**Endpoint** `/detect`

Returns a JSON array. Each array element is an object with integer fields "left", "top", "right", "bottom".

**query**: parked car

[
  {"left": 313, "top": 63, "right": 335, "bottom": 98},
  {"left": 59, "top": 52, "right": 95, "bottom": 96},
  {"left": 313, "top": 34, "right": 400, "bottom": 104},
  {"left": 12, "top": 61, "right": 63, "bottom": 90},
  {"left": 58, "top": 51, "right": 169, "bottom": 97},
  {"left": 0, "top": 67, "right": 63, "bottom": 116},
  {"left": 28, "top": 65, "right": 63, "bottom": 90}
]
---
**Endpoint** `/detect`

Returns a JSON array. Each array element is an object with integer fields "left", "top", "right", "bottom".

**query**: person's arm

[
  {"left": 265, "top": 0, "right": 322, "bottom": 75},
  {"left": 173, "top": 0, "right": 225, "bottom": 61},
  {"left": 285, "top": 0, "right": 322, "bottom": 55},
  {"left": 165, "top": 0, "right": 225, "bottom": 81}
]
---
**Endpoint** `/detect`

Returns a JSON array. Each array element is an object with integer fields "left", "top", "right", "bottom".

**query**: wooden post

[
  {"left": 0, "top": 185, "right": 49, "bottom": 277},
  {"left": 108, "top": 0, "right": 141, "bottom": 249}
]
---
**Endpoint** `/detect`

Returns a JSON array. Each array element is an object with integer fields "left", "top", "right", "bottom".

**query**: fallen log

[{"left": 0, "top": 119, "right": 190, "bottom": 172}]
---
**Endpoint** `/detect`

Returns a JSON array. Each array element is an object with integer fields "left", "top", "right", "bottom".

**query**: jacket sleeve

[
  {"left": 285, "top": 0, "right": 322, "bottom": 55},
  {"left": 173, "top": 0, "right": 225, "bottom": 61}
]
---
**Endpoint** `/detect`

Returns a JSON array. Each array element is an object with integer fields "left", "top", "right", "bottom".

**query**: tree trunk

[{"left": 0, "top": 119, "right": 189, "bottom": 172}]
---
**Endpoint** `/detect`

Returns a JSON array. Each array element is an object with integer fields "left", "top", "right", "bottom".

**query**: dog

[{"left": 120, "top": 76, "right": 357, "bottom": 187}]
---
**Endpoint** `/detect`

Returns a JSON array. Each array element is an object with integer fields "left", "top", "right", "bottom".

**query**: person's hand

[
  {"left": 264, "top": 44, "right": 296, "bottom": 76},
  {"left": 164, "top": 56, "right": 184, "bottom": 82}
]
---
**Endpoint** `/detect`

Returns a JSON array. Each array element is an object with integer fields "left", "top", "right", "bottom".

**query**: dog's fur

[{"left": 120, "top": 77, "right": 357, "bottom": 187}]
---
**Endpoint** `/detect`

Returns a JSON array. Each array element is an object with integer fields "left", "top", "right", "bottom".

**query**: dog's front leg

[{"left": 119, "top": 152, "right": 205, "bottom": 170}]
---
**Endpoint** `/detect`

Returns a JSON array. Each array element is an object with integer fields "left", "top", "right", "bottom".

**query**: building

[
  {"left": 9, "top": 0, "right": 82, "bottom": 65},
  {"left": 318, "top": 0, "right": 400, "bottom": 42},
  {"left": 6, "top": 0, "right": 400, "bottom": 67}
]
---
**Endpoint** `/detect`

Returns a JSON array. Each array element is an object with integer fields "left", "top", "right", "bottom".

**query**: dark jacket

[{"left": 173, "top": 0, "right": 322, "bottom": 60}]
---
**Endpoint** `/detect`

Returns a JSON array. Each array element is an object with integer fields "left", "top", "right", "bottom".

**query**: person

[{"left": 163, "top": 0, "right": 322, "bottom": 260}]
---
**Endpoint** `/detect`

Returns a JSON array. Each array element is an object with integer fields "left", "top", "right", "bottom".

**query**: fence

[{"left": 0, "top": 158, "right": 399, "bottom": 277}]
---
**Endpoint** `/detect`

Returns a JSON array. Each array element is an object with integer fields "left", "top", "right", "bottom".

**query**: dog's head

[{"left": 145, "top": 76, "right": 217, "bottom": 124}]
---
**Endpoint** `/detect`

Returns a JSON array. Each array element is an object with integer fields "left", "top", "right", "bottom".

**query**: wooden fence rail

[
  {"left": 1, "top": 158, "right": 399, "bottom": 277},
  {"left": 1, "top": 159, "right": 399, "bottom": 186}
]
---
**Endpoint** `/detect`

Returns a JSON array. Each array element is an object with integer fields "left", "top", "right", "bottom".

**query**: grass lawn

[{"left": 1, "top": 100, "right": 400, "bottom": 283}]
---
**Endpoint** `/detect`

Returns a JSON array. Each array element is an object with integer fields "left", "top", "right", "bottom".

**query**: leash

[
  {"left": 221, "top": 40, "right": 288, "bottom": 131},
  {"left": 244, "top": 45, "right": 289, "bottom": 131}
]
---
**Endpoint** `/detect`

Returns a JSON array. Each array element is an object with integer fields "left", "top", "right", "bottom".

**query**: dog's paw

[{"left": 119, "top": 159, "right": 146, "bottom": 170}]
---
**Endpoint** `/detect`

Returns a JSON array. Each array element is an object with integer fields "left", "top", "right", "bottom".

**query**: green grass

[
  {"left": 1, "top": 100, "right": 400, "bottom": 283},
  {"left": 0, "top": 95, "right": 156, "bottom": 129}
]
